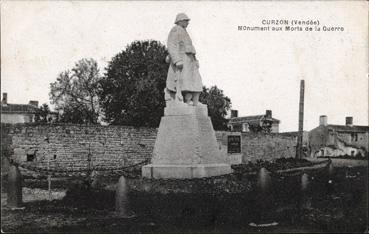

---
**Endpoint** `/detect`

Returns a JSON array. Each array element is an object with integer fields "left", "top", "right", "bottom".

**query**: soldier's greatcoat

[{"left": 166, "top": 25, "right": 203, "bottom": 93}]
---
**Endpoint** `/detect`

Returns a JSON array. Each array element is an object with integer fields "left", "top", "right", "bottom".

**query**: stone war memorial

[{"left": 142, "top": 13, "right": 233, "bottom": 179}]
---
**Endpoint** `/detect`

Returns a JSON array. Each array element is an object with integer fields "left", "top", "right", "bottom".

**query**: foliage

[
  {"left": 248, "top": 120, "right": 273, "bottom": 133},
  {"left": 49, "top": 58, "right": 102, "bottom": 124},
  {"left": 199, "top": 86, "right": 231, "bottom": 130},
  {"left": 232, "top": 157, "right": 315, "bottom": 174},
  {"left": 99, "top": 40, "right": 232, "bottom": 129},
  {"left": 34, "top": 103, "right": 54, "bottom": 123},
  {"left": 99, "top": 40, "right": 168, "bottom": 127}
]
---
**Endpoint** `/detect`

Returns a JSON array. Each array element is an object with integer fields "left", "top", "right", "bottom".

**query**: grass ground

[{"left": 1, "top": 159, "right": 368, "bottom": 233}]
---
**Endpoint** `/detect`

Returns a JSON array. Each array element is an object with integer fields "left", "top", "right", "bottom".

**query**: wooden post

[
  {"left": 47, "top": 157, "right": 52, "bottom": 200},
  {"left": 87, "top": 142, "right": 92, "bottom": 187},
  {"left": 43, "top": 136, "right": 52, "bottom": 200},
  {"left": 296, "top": 80, "right": 305, "bottom": 159}
]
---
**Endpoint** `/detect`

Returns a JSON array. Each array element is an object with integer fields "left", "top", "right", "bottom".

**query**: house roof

[
  {"left": 327, "top": 124, "right": 369, "bottom": 133},
  {"left": 229, "top": 115, "right": 280, "bottom": 124},
  {"left": 1, "top": 103, "right": 38, "bottom": 114}
]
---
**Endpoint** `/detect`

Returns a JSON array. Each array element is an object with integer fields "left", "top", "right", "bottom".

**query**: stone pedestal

[{"left": 142, "top": 101, "right": 232, "bottom": 179}]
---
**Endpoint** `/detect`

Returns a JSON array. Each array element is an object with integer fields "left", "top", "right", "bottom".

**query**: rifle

[
  {"left": 166, "top": 54, "right": 183, "bottom": 102},
  {"left": 175, "top": 69, "right": 183, "bottom": 102}
]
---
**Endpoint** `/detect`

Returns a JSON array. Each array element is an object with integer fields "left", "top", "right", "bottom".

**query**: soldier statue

[{"left": 165, "top": 13, "right": 203, "bottom": 106}]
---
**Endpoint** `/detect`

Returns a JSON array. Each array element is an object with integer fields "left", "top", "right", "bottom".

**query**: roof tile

[
  {"left": 327, "top": 124, "right": 369, "bottom": 132},
  {"left": 1, "top": 103, "right": 38, "bottom": 114}
]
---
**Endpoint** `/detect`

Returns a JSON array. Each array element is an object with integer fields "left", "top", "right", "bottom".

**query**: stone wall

[
  {"left": 2, "top": 124, "right": 298, "bottom": 172},
  {"left": 1, "top": 113, "right": 34, "bottom": 124},
  {"left": 1, "top": 124, "right": 13, "bottom": 175},
  {"left": 2, "top": 124, "right": 157, "bottom": 172},
  {"left": 216, "top": 131, "right": 297, "bottom": 163}
]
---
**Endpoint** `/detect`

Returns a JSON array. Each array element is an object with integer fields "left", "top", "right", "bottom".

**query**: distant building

[
  {"left": 308, "top": 115, "right": 369, "bottom": 158},
  {"left": 228, "top": 110, "right": 280, "bottom": 133},
  {"left": 1, "top": 93, "right": 39, "bottom": 124}
]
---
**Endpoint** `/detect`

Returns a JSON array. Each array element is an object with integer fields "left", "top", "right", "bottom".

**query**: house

[
  {"left": 1, "top": 93, "right": 39, "bottom": 124},
  {"left": 228, "top": 110, "right": 280, "bottom": 133},
  {"left": 308, "top": 115, "right": 369, "bottom": 158}
]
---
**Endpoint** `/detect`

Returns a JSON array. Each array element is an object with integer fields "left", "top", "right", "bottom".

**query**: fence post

[
  {"left": 115, "top": 176, "right": 136, "bottom": 218},
  {"left": 7, "top": 162, "right": 24, "bottom": 209}
]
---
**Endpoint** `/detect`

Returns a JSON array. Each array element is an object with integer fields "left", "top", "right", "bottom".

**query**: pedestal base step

[{"left": 142, "top": 164, "right": 233, "bottom": 179}]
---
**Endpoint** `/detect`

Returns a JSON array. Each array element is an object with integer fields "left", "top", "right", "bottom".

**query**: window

[
  {"left": 26, "top": 149, "right": 37, "bottom": 162},
  {"left": 351, "top": 133, "right": 358, "bottom": 142},
  {"left": 242, "top": 123, "right": 249, "bottom": 132},
  {"left": 26, "top": 154, "right": 35, "bottom": 162}
]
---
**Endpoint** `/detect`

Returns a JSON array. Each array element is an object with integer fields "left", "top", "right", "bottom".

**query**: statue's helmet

[{"left": 175, "top": 13, "right": 190, "bottom": 24}]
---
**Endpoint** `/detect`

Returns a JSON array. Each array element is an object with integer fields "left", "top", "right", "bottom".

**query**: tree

[
  {"left": 99, "top": 40, "right": 168, "bottom": 127},
  {"left": 99, "top": 40, "right": 232, "bottom": 129},
  {"left": 49, "top": 58, "right": 102, "bottom": 124},
  {"left": 248, "top": 121, "right": 273, "bottom": 133},
  {"left": 34, "top": 103, "right": 53, "bottom": 123},
  {"left": 199, "top": 86, "right": 231, "bottom": 130}
]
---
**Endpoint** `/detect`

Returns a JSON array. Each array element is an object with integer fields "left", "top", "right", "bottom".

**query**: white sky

[{"left": 1, "top": 1, "right": 368, "bottom": 132}]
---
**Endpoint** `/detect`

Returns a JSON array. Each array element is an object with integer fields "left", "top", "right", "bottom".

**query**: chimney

[
  {"left": 28, "top": 100, "right": 39, "bottom": 107},
  {"left": 346, "top": 116, "right": 353, "bottom": 126},
  {"left": 319, "top": 115, "right": 328, "bottom": 126},
  {"left": 231, "top": 110, "right": 238, "bottom": 118},
  {"left": 265, "top": 110, "right": 272, "bottom": 118},
  {"left": 2, "top": 93, "right": 7, "bottom": 105}
]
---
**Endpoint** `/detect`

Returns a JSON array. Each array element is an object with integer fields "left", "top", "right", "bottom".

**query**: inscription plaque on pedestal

[{"left": 227, "top": 135, "right": 241, "bottom": 154}]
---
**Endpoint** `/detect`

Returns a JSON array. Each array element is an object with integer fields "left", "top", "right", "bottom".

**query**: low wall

[
  {"left": 1, "top": 124, "right": 156, "bottom": 172},
  {"left": 1, "top": 124, "right": 298, "bottom": 172},
  {"left": 216, "top": 131, "right": 297, "bottom": 163}
]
